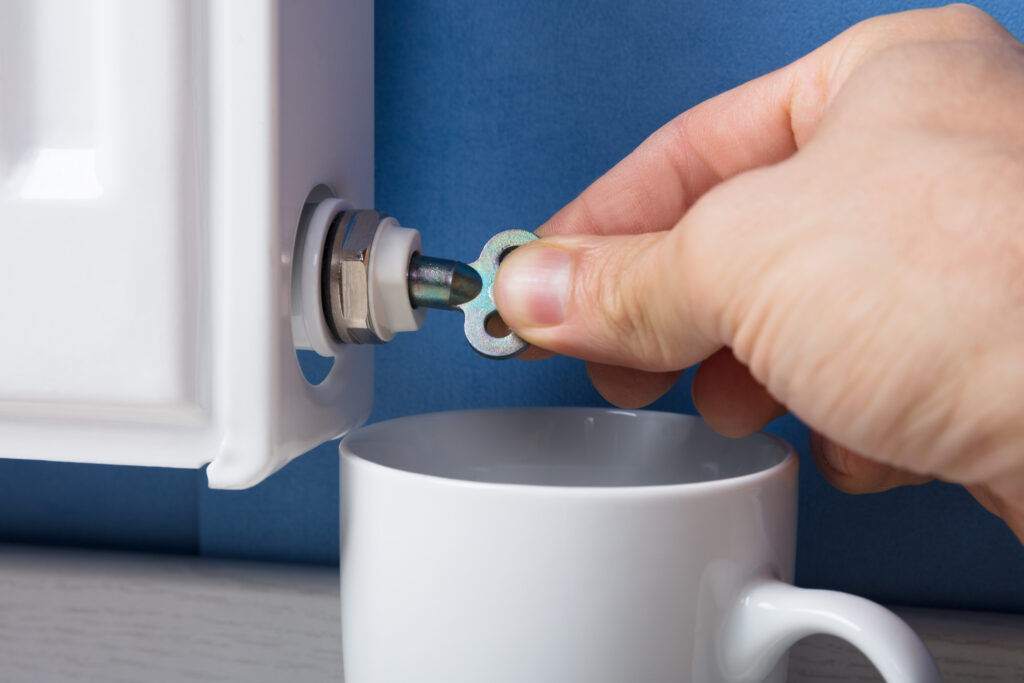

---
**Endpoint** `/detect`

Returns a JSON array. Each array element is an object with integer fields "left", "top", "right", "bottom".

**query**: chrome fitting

[
  {"left": 323, "top": 210, "right": 385, "bottom": 344},
  {"left": 292, "top": 193, "right": 535, "bottom": 360}
]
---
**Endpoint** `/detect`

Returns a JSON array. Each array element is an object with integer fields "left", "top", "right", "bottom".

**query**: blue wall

[{"left": 3, "top": 0, "right": 1024, "bottom": 613}]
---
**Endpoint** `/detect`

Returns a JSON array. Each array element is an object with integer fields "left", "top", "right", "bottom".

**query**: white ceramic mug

[{"left": 339, "top": 408, "right": 940, "bottom": 683}]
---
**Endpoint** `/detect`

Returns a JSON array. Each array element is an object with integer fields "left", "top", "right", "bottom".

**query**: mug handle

[{"left": 719, "top": 577, "right": 942, "bottom": 682}]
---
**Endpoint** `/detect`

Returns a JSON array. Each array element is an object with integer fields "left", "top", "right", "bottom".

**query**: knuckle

[
  {"left": 856, "top": 3, "right": 1004, "bottom": 42},
  {"left": 936, "top": 4, "right": 1005, "bottom": 39},
  {"left": 835, "top": 4, "right": 1009, "bottom": 82}
]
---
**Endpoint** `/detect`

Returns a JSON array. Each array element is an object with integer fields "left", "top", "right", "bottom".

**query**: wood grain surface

[{"left": 0, "top": 544, "right": 1020, "bottom": 682}]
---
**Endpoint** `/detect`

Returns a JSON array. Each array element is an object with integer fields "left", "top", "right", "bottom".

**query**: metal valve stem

[{"left": 407, "top": 255, "right": 483, "bottom": 311}]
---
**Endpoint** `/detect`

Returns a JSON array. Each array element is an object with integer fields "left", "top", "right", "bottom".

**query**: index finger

[{"left": 539, "top": 4, "right": 1013, "bottom": 239}]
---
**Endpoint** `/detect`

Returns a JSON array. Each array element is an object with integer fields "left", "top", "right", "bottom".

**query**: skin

[{"left": 493, "top": 5, "right": 1024, "bottom": 542}]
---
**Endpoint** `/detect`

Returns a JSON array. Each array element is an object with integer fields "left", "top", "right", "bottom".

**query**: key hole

[{"left": 485, "top": 311, "right": 512, "bottom": 339}]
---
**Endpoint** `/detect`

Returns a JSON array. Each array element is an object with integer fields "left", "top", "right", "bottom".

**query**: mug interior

[{"left": 342, "top": 408, "right": 791, "bottom": 487}]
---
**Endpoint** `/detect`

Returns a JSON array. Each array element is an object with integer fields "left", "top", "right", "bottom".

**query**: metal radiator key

[{"left": 407, "top": 230, "right": 538, "bottom": 359}]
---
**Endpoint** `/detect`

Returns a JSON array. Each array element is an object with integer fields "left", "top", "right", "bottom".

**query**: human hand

[{"left": 493, "top": 5, "right": 1024, "bottom": 541}]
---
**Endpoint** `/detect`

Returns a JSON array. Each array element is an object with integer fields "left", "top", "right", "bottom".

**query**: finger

[
  {"left": 692, "top": 348, "right": 787, "bottom": 438},
  {"left": 965, "top": 483, "right": 1004, "bottom": 519},
  {"left": 967, "top": 483, "right": 1024, "bottom": 545},
  {"left": 536, "top": 58, "right": 802, "bottom": 239},
  {"left": 487, "top": 312, "right": 555, "bottom": 361},
  {"left": 586, "top": 362, "right": 683, "bottom": 410},
  {"left": 809, "top": 432, "right": 933, "bottom": 494},
  {"left": 494, "top": 230, "right": 719, "bottom": 371},
  {"left": 517, "top": 345, "right": 556, "bottom": 361},
  {"left": 537, "top": 5, "right": 1011, "bottom": 240}
]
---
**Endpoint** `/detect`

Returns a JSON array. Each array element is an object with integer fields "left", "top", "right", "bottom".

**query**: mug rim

[{"left": 340, "top": 407, "right": 798, "bottom": 497}]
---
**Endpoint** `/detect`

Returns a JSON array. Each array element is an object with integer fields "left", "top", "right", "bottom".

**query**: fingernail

[
  {"left": 495, "top": 246, "right": 571, "bottom": 327},
  {"left": 822, "top": 440, "right": 849, "bottom": 475}
]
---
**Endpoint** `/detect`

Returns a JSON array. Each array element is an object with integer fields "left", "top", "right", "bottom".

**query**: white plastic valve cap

[
  {"left": 368, "top": 217, "right": 427, "bottom": 341},
  {"left": 292, "top": 197, "right": 353, "bottom": 357}
]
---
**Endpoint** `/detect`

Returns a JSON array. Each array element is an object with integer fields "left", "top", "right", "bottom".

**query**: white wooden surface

[{"left": 0, "top": 544, "right": 1021, "bottom": 682}]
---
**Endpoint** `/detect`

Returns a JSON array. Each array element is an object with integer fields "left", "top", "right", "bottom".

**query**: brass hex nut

[{"left": 323, "top": 210, "right": 386, "bottom": 344}]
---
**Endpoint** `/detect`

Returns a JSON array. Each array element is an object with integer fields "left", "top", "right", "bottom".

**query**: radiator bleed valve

[{"left": 291, "top": 198, "right": 537, "bottom": 360}]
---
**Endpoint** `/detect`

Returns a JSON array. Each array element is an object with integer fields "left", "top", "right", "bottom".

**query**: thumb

[{"left": 493, "top": 230, "right": 719, "bottom": 371}]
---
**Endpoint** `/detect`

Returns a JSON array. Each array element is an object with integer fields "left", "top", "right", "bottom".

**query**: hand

[{"left": 493, "top": 5, "right": 1024, "bottom": 542}]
